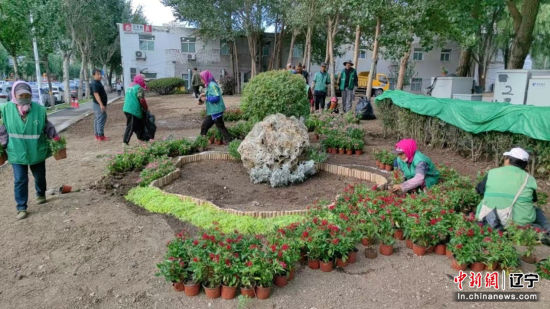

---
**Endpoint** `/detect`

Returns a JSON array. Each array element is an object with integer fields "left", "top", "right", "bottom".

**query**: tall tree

[
  {"left": 0, "top": 0, "right": 31, "bottom": 79},
  {"left": 506, "top": 0, "right": 541, "bottom": 68}
]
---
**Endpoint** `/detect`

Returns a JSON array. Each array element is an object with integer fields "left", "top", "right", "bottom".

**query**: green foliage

[
  {"left": 306, "top": 146, "right": 328, "bottom": 163},
  {"left": 139, "top": 156, "right": 176, "bottom": 186},
  {"left": 228, "top": 121, "right": 254, "bottom": 139},
  {"left": 147, "top": 78, "right": 186, "bottom": 95},
  {"left": 49, "top": 136, "right": 67, "bottom": 153},
  {"left": 241, "top": 70, "right": 309, "bottom": 122},
  {"left": 228, "top": 140, "right": 242, "bottom": 160},
  {"left": 219, "top": 75, "right": 236, "bottom": 95},
  {"left": 537, "top": 259, "right": 550, "bottom": 280},
  {"left": 192, "top": 136, "right": 208, "bottom": 152},
  {"left": 126, "top": 186, "right": 304, "bottom": 234}
]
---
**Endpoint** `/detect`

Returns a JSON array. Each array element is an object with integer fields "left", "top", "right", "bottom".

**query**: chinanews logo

[{"left": 453, "top": 271, "right": 540, "bottom": 302}]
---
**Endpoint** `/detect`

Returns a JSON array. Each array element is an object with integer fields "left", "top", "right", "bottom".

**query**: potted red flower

[{"left": 376, "top": 218, "right": 395, "bottom": 256}]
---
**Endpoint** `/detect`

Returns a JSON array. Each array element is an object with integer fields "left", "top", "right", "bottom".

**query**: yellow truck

[{"left": 357, "top": 71, "right": 390, "bottom": 96}]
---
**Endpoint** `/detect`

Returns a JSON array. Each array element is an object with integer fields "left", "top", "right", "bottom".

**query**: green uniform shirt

[
  {"left": 339, "top": 68, "right": 357, "bottom": 91},
  {"left": 476, "top": 165, "right": 537, "bottom": 226},
  {"left": 123, "top": 84, "right": 144, "bottom": 119},
  {"left": 313, "top": 72, "right": 330, "bottom": 92},
  {"left": 1, "top": 102, "right": 50, "bottom": 165},
  {"left": 396, "top": 151, "right": 440, "bottom": 188}
]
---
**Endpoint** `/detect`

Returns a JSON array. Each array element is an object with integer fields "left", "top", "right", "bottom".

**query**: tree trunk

[
  {"left": 506, "top": 0, "right": 540, "bottom": 69},
  {"left": 11, "top": 55, "right": 19, "bottom": 79},
  {"left": 233, "top": 40, "right": 241, "bottom": 93},
  {"left": 287, "top": 29, "right": 298, "bottom": 67},
  {"left": 325, "top": 27, "right": 330, "bottom": 64},
  {"left": 102, "top": 64, "right": 111, "bottom": 92},
  {"left": 302, "top": 25, "right": 312, "bottom": 68},
  {"left": 276, "top": 22, "right": 285, "bottom": 69},
  {"left": 78, "top": 58, "right": 84, "bottom": 99},
  {"left": 85, "top": 56, "right": 91, "bottom": 100},
  {"left": 396, "top": 44, "right": 412, "bottom": 90},
  {"left": 366, "top": 17, "right": 381, "bottom": 100},
  {"left": 44, "top": 57, "right": 56, "bottom": 107},
  {"left": 352, "top": 25, "right": 361, "bottom": 70},
  {"left": 247, "top": 33, "right": 257, "bottom": 77},
  {"left": 477, "top": 61, "right": 486, "bottom": 92},
  {"left": 457, "top": 48, "right": 472, "bottom": 76},
  {"left": 63, "top": 52, "right": 71, "bottom": 104}
]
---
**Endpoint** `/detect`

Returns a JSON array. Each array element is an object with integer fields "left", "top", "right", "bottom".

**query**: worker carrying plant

[
  {"left": 475, "top": 147, "right": 550, "bottom": 237},
  {"left": 391, "top": 138, "right": 440, "bottom": 193}
]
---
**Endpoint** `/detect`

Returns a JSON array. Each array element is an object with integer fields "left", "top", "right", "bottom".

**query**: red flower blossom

[
  {"left": 332, "top": 238, "right": 340, "bottom": 245},
  {"left": 279, "top": 261, "right": 287, "bottom": 269},
  {"left": 278, "top": 251, "right": 283, "bottom": 258},
  {"left": 380, "top": 215, "right": 386, "bottom": 220},
  {"left": 202, "top": 233, "right": 209, "bottom": 240},
  {"left": 487, "top": 227, "right": 493, "bottom": 233},
  {"left": 440, "top": 209, "right": 446, "bottom": 215},
  {"left": 371, "top": 185, "right": 378, "bottom": 191},
  {"left": 193, "top": 257, "right": 199, "bottom": 263},
  {"left": 448, "top": 227, "right": 454, "bottom": 232},
  {"left": 225, "top": 259, "right": 231, "bottom": 266},
  {"left": 246, "top": 261, "right": 253, "bottom": 267},
  {"left": 193, "top": 240, "right": 199, "bottom": 246},
  {"left": 321, "top": 219, "right": 328, "bottom": 226},
  {"left": 430, "top": 219, "right": 437, "bottom": 225},
  {"left": 466, "top": 229, "right": 475, "bottom": 237},
  {"left": 281, "top": 244, "right": 289, "bottom": 251},
  {"left": 226, "top": 245, "right": 232, "bottom": 250},
  {"left": 302, "top": 231, "right": 309, "bottom": 238},
  {"left": 270, "top": 244, "right": 277, "bottom": 252},
  {"left": 483, "top": 237, "right": 491, "bottom": 242},
  {"left": 313, "top": 217, "right": 319, "bottom": 224},
  {"left": 455, "top": 244, "right": 463, "bottom": 250}
]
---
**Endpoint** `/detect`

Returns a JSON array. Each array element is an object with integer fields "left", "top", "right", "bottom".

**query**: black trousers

[
  {"left": 200, "top": 115, "right": 231, "bottom": 142},
  {"left": 314, "top": 91, "right": 327, "bottom": 110},
  {"left": 123, "top": 112, "right": 147, "bottom": 144},
  {"left": 193, "top": 86, "right": 201, "bottom": 98}
]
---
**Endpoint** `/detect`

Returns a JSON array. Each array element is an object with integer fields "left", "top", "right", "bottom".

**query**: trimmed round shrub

[
  {"left": 147, "top": 78, "right": 186, "bottom": 95},
  {"left": 241, "top": 70, "right": 309, "bottom": 122}
]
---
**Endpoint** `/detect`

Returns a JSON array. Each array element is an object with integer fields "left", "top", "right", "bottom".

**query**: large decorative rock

[{"left": 238, "top": 114, "right": 315, "bottom": 187}]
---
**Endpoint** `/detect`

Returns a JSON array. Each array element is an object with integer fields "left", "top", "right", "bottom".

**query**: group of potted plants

[
  {"left": 206, "top": 129, "right": 224, "bottom": 145},
  {"left": 156, "top": 228, "right": 300, "bottom": 300},
  {"left": 306, "top": 112, "right": 366, "bottom": 156},
  {"left": 374, "top": 150, "right": 396, "bottom": 171},
  {"left": 322, "top": 135, "right": 364, "bottom": 155}
]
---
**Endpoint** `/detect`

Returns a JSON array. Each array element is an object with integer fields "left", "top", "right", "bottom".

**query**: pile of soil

[{"left": 163, "top": 160, "right": 372, "bottom": 212}]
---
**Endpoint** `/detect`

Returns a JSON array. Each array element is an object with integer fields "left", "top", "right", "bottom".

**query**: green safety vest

[
  {"left": 313, "top": 72, "right": 330, "bottom": 92},
  {"left": 123, "top": 84, "right": 143, "bottom": 119},
  {"left": 205, "top": 81, "right": 226, "bottom": 116},
  {"left": 339, "top": 69, "right": 356, "bottom": 91},
  {"left": 396, "top": 151, "right": 440, "bottom": 188},
  {"left": 475, "top": 166, "right": 537, "bottom": 226},
  {"left": 1, "top": 102, "right": 50, "bottom": 165}
]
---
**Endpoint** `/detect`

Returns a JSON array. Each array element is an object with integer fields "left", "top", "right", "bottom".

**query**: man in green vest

[
  {"left": 338, "top": 60, "right": 358, "bottom": 113},
  {"left": 475, "top": 147, "right": 550, "bottom": 235},
  {"left": 391, "top": 138, "right": 440, "bottom": 193},
  {"left": 0, "top": 81, "right": 60, "bottom": 220},
  {"left": 191, "top": 68, "right": 202, "bottom": 98},
  {"left": 312, "top": 62, "right": 331, "bottom": 111}
]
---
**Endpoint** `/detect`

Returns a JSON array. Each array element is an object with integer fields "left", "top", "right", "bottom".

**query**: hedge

[
  {"left": 375, "top": 98, "right": 550, "bottom": 178},
  {"left": 147, "top": 78, "right": 186, "bottom": 95}
]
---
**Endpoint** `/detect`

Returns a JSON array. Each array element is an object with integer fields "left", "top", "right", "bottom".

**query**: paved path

[{"left": 48, "top": 95, "right": 121, "bottom": 132}]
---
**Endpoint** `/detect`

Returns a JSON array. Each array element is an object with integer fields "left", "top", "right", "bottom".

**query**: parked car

[
  {"left": 44, "top": 86, "right": 65, "bottom": 103},
  {"left": 0, "top": 82, "right": 13, "bottom": 104},
  {"left": 31, "top": 86, "right": 53, "bottom": 107},
  {"left": 70, "top": 85, "right": 86, "bottom": 98}
]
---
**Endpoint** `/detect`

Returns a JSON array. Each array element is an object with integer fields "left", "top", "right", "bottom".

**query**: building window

[
  {"left": 130, "top": 68, "right": 137, "bottom": 81},
  {"left": 293, "top": 44, "right": 303, "bottom": 58},
  {"left": 220, "top": 40, "right": 230, "bottom": 56},
  {"left": 142, "top": 72, "right": 157, "bottom": 79},
  {"left": 413, "top": 48, "right": 423, "bottom": 61},
  {"left": 359, "top": 50, "right": 367, "bottom": 59},
  {"left": 411, "top": 78, "right": 423, "bottom": 92},
  {"left": 139, "top": 35, "right": 154, "bottom": 51},
  {"left": 262, "top": 44, "right": 270, "bottom": 56},
  {"left": 440, "top": 49, "right": 451, "bottom": 61},
  {"left": 182, "top": 74, "right": 189, "bottom": 88},
  {"left": 181, "top": 37, "right": 196, "bottom": 53}
]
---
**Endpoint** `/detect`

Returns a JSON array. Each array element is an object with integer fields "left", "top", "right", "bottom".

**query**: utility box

[
  {"left": 526, "top": 76, "right": 550, "bottom": 107},
  {"left": 494, "top": 70, "right": 530, "bottom": 105},
  {"left": 430, "top": 77, "right": 474, "bottom": 99},
  {"left": 453, "top": 93, "right": 483, "bottom": 101}
]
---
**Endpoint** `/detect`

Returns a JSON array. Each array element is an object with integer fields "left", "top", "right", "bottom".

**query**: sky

[{"left": 132, "top": 0, "right": 175, "bottom": 26}]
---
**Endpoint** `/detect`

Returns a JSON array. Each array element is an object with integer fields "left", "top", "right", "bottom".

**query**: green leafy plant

[
  {"left": 307, "top": 146, "right": 328, "bottom": 163},
  {"left": 156, "top": 258, "right": 187, "bottom": 283},
  {"left": 49, "top": 136, "right": 66, "bottom": 154},
  {"left": 219, "top": 75, "right": 236, "bottom": 95},
  {"left": 537, "top": 259, "right": 550, "bottom": 280},
  {"left": 138, "top": 156, "right": 176, "bottom": 186},
  {"left": 228, "top": 140, "right": 242, "bottom": 160},
  {"left": 147, "top": 78, "right": 186, "bottom": 95},
  {"left": 241, "top": 70, "right": 309, "bottom": 123},
  {"left": 192, "top": 136, "right": 208, "bottom": 152}
]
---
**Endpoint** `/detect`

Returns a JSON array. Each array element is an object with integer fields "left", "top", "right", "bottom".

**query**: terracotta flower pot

[
  {"left": 320, "top": 260, "right": 334, "bottom": 272},
  {"left": 335, "top": 257, "right": 348, "bottom": 268},
  {"left": 384, "top": 164, "right": 392, "bottom": 171},
  {"left": 184, "top": 282, "right": 200, "bottom": 296},
  {"left": 451, "top": 259, "right": 468, "bottom": 271},
  {"left": 361, "top": 237, "right": 372, "bottom": 246},
  {"left": 274, "top": 274, "right": 288, "bottom": 287},
  {"left": 308, "top": 259, "right": 320, "bottom": 269},
  {"left": 521, "top": 254, "right": 537, "bottom": 264},
  {"left": 215, "top": 139, "right": 223, "bottom": 145},
  {"left": 434, "top": 244, "right": 447, "bottom": 255},
  {"left": 355, "top": 150, "right": 363, "bottom": 155},
  {"left": 54, "top": 148, "right": 67, "bottom": 160},
  {"left": 394, "top": 229, "right": 404, "bottom": 240},
  {"left": 346, "top": 149, "right": 353, "bottom": 155},
  {"left": 485, "top": 262, "right": 499, "bottom": 271},
  {"left": 446, "top": 249, "right": 453, "bottom": 259},
  {"left": 348, "top": 249, "right": 358, "bottom": 264},
  {"left": 379, "top": 244, "right": 394, "bottom": 256},
  {"left": 60, "top": 185, "right": 72, "bottom": 194},
  {"left": 208, "top": 137, "right": 215, "bottom": 144},
  {"left": 375, "top": 160, "right": 381, "bottom": 168},
  {"left": 406, "top": 239, "right": 413, "bottom": 249},
  {"left": 221, "top": 285, "right": 237, "bottom": 299},
  {"left": 314, "top": 133, "right": 320, "bottom": 140},
  {"left": 327, "top": 147, "right": 334, "bottom": 154},
  {"left": 288, "top": 268, "right": 296, "bottom": 281},
  {"left": 412, "top": 244, "right": 427, "bottom": 256},
  {"left": 203, "top": 285, "right": 221, "bottom": 299},
  {"left": 172, "top": 282, "right": 185, "bottom": 292},
  {"left": 365, "top": 247, "right": 378, "bottom": 259},
  {"left": 256, "top": 286, "right": 271, "bottom": 300},
  {"left": 338, "top": 148, "right": 345, "bottom": 155},
  {"left": 470, "top": 262, "right": 486, "bottom": 272},
  {"left": 0, "top": 153, "right": 6, "bottom": 165},
  {"left": 426, "top": 246, "right": 434, "bottom": 254},
  {"left": 240, "top": 286, "right": 255, "bottom": 298}
]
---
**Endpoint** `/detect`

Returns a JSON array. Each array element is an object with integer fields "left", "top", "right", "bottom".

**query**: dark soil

[{"left": 163, "top": 160, "right": 371, "bottom": 211}]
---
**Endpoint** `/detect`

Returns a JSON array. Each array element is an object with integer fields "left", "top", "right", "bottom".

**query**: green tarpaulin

[{"left": 375, "top": 90, "right": 550, "bottom": 142}]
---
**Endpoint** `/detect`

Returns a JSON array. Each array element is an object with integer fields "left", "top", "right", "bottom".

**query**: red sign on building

[{"left": 123, "top": 23, "right": 152, "bottom": 33}]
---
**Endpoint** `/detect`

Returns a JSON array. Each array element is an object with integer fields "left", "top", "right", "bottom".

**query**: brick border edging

[{"left": 150, "top": 151, "right": 388, "bottom": 218}]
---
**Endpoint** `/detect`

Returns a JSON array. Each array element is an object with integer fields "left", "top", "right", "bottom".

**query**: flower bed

[{"left": 307, "top": 112, "right": 366, "bottom": 155}]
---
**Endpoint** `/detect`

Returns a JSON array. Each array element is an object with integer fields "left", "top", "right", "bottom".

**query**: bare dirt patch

[{"left": 163, "top": 160, "right": 370, "bottom": 212}]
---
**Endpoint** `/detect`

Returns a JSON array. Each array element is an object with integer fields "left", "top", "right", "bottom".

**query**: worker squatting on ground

[
  {"left": 391, "top": 138, "right": 440, "bottom": 193},
  {"left": 0, "top": 81, "right": 60, "bottom": 220},
  {"left": 476, "top": 147, "right": 550, "bottom": 238}
]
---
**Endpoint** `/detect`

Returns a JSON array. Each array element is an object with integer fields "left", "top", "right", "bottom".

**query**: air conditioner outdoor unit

[
  {"left": 187, "top": 54, "right": 196, "bottom": 61},
  {"left": 135, "top": 51, "right": 146, "bottom": 60}
]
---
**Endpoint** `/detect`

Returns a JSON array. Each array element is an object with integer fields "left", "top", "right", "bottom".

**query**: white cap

[{"left": 503, "top": 147, "right": 529, "bottom": 162}]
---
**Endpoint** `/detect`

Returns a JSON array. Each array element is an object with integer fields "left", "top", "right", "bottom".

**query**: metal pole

[{"left": 30, "top": 13, "right": 43, "bottom": 105}]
